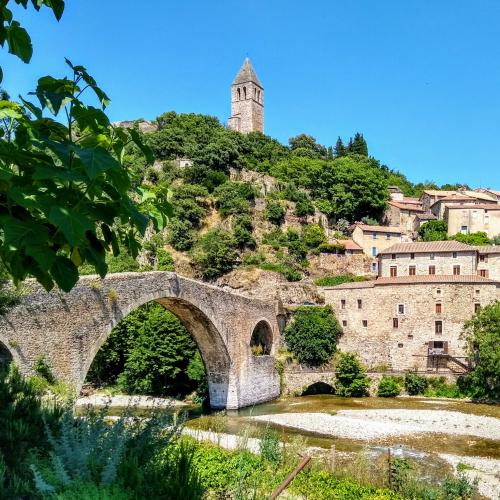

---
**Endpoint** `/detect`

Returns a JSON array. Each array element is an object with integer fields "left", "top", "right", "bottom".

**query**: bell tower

[{"left": 228, "top": 58, "right": 264, "bottom": 134}]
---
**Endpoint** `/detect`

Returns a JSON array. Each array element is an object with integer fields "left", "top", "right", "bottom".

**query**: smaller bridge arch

[{"left": 0, "top": 272, "right": 281, "bottom": 409}]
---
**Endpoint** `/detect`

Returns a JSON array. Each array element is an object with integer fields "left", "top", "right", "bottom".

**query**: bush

[
  {"left": 213, "top": 181, "right": 255, "bottom": 216},
  {"left": 424, "top": 377, "right": 465, "bottom": 399},
  {"left": 167, "top": 218, "right": 196, "bottom": 251},
  {"left": 233, "top": 214, "right": 255, "bottom": 249},
  {"left": 315, "top": 274, "right": 368, "bottom": 287},
  {"left": 377, "top": 376, "right": 401, "bottom": 397},
  {"left": 192, "top": 228, "right": 238, "bottom": 280},
  {"left": 156, "top": 248, "right": 174, "bottom": 271},
  {"left": 284, "top": 306, "right": 340, "bottom": 366},
  {"left": 418, "top": 220, "right": 448, "bottom": 241},
  {"left": 335, "top": 352, "right": 370, "bottom": 397},
  {"left": 264, "top": 200, "right": 286, "bottom": 226},
  {"left": 259, "top": 427, "right": 282, "bottom": 464},
  {"left": 260, "top": 262, "right": 302, "bottom": 281},
  {"left": 302, "top": 223, "right": 327, "bottom": 249},
  {"left": 313, "top": 243, "right": 345, "bottom": 254},
  {"left": 451, "top": 231, "right": 491, "bottom": 246},
  {"left": 404, "top": 372, "right": 429, "bottom": 395}
]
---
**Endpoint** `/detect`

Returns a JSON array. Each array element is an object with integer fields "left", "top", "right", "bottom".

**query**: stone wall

[
  {"left": 477, "top": 252, "right": 500, "bottom": 280},
  {"left": 324, "top": 281, "right": 500, "bottom": 372},
  {"left": 308, "top": 253, "right": 375, "bottom": 277}
]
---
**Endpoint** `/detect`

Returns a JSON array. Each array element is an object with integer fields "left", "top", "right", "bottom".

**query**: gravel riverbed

[{"left": 76, "top": 394, "right": 188, "bottom": 409}]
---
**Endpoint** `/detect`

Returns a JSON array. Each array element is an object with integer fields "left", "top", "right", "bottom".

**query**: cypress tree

[
  {"left": 351, "top": 132, "right": 368, "bottom": 156},
  {"left": 334, "top": 137, "right": 345, "bottom": 157}
]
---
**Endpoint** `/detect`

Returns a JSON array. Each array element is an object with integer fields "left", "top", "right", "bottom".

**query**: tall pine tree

[
  {"left": 334, "top": 137, "right": 346, "bottom": 157},
  {"left": 350, "top": 132, "right": 368, "bottom": 156}
]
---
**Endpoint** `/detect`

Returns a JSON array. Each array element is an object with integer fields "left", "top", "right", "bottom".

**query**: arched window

[
  {"left": 243, "top": 86, "right": 247, "bottom": 99},
  {"left": 237, "top": 88, "right": 241, "bottom": 100},
  {"left": 253, "top": 88, "right": 256, "bottom": 98},
  {"left": 250, "top": 320, "right": 272, "bottom": 355},
  {"left": 257, "top": 90, "right": 261, "bottom": 102}
]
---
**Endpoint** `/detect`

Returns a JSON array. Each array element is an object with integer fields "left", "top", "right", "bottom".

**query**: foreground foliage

[{"left": 335, "top": 352, "right": 371, "bottom": 397}]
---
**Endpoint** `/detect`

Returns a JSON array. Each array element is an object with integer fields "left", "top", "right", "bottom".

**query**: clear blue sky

[{"left": 4, "top": 0, "right": 500, "bottom": 187}]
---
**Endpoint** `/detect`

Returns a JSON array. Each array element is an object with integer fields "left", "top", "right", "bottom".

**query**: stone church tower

[{"left": 228, "top": 58, "right": 264, "bottom": 134}]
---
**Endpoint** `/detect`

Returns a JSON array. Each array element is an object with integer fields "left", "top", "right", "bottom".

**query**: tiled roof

[
  {"left": 431, "top": 195, "right": 474, "bottom": 204},
  {"left": 416, "top": 213, "right": 437, "bottom": 220},
  {"left": 374, "top": 275, "right": 499, "bottom": 285},
  {"left": 353, "top": 224, "right": 402, "bottom": 234},
  {"left": 463, "top": 190, "right": 498, "bottom": 201},
  {"left": 422, "top": 190, "right": 459, "bottom": 197},
  {"left": 378, "top": 241, "right": 474, "bottom": 255},
  {"left": 388, "top": 200, "right": 424, "bottom": 211},
  {"left": 336, "top": 239, "right": 363, "bottom": 251},
  {"left": 445, "top": 203, "right": 500, "bottom": 210},
  {"left": 402, "top": 197, "right": 422, "bottom": 204},
  {"left": 475, "top": 245, "right": 500, "bottom": 254}
]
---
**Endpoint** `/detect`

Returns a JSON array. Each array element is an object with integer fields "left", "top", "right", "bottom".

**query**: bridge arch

[
  {"left": 250, "top": 319, "right": 273, "bottom": 355},
  {"left": 0, "top": 340, "right": 13, "bottom": 366},
  {"left": 83, "top": 295, "right": 232, "bottom": 408}
]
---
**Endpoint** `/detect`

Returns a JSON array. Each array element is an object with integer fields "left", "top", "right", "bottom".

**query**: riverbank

[
  {"left": 251, "top": 408, "right": 500, "bottom": 441},
  {"left": 76, "top": 394, "right": 189, "bottom": 409}
]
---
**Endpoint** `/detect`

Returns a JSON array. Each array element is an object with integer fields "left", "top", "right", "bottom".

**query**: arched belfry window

[
  {"left": 253, "top": 88, "right": 256, "bottom": 98},
  {"left": 243, "top": 86, "right": 247, "bottom": 99},
  {"left": 257, "top": 90, "right": 261, "bottom": 102},
  {"left": 237, "top": 88, "right": 241, "bottom": 100},
  {"left": 250, "top": 320, "right": 272, "bottom": 355}
]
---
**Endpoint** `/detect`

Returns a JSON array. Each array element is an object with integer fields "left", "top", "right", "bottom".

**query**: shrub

[
  {"left": 259, "top": 262, "right": 302, "bottom": 282},
  {"left": 451, "top": 231, "right": 491, "bottom": 246},
  {"left": 191, "top": 228, "right": 238, "bottom": 280},
  {"left": 214, "top": 181, "right": 255, "bottom": 216},
  {"left": 294, "top": 198, "right": 315, "bottom": 217},
  {"left": 233, "top": 214, "right": 255, "bottom": 249},
  {"left": 424, "top": 377, "right": 465, "bottom": 398},
  {"left": 418, "top": 220, "right": 448, "bottom": 241},
  {"left": 302, "top": 223, "right": 327, "bottom": 249},
  {"left": 377, "top": 376, "right": 401, "bottom": 397},
  {"left": 156, "top": 248, "right": 174, "bottom": 271},
  {"left": 259, "top": 427, "right": 282, "bottom": 464},
  {"left": 335, "top": 352, "right": 370, "bottom": 396},
  {"left": 167, "top": 218, "right": 196, "bottom": 251},
  {"left": 404, "top": 372, "right": 429, "bottom": 395},
  {"left": 284, "top": 306, "right": 340, "bottom": 366},
  {"left": 314, "top": 243, "right": 346, "bottom": 254},
  {"left": 315, "top": 274, "right": 368, "bottom": 287},
  {"left": 264, "top": 200, "right": 286, "bottom": 226}
]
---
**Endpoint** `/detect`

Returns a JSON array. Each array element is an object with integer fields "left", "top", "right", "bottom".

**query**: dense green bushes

[
  {"left": 377, "top": 376, "right": 401, "bottom": 397},
  {"left": 404, "top": 372, "right": 429, "bottom": 395},
  {"left": 87, "top": 303, "right": 205, "bottom": 399},
  {"left": 335, "top": 352, "right": 370, "bottom": 396},
  {"left": 315, "top": 274, "right": 369, "bottom": 287},
  {"left": 284, "top": 306, "right": 340, "bottom": 366}
]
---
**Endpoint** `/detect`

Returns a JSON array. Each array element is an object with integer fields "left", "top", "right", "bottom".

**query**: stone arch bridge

[{"left": 0, "top": 272, "right": 282, "bottom": 409}]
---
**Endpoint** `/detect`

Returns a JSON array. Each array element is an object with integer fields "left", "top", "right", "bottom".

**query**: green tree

[
  {"left": 213, "top": 181, "right": 255, "bottom": 217},
  {"left": 284, "top": 306, "right": 340, "bottom": 366},
  {"left": 462, "top": 302, "right": 500, "bottom": 400},
  {"left": 334, "top": 137, "right": 346, "bottom": 157},
  {"left": 418, "top": 220, "right": 448, "bottom": 241},
  {"left": 450, "top": 232, "right": 491, "bottom": 246},
  {"left": 302, "top": 223, "right": 327, "bottom": 249},
  {"left": 347, "top": 132, "right": 368, "bottom": 156},
  {"left": 335, "top": 352, "right": 370, "bottom": 396},
  {"left": 233, "top": 214, "right": 255, "bottom": 249},
  {"left": 377, "top": 376, "right": 401, "bottom": 397},
  {"left": 289, "top": 134, "right": 326, "bottom": 159},
  {"left": 264, "top": 200, "right": 286, "bottom": 226},
  {"left": 167, "top": 218, "right": 195, "bottom": 251},
  {"left": 192, "top": 228, "right": 238, "bottom": 280}
]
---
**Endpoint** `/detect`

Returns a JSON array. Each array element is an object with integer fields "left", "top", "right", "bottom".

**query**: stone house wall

[
  {"left": 323, "top": 282, "right": 500, "bottom": 372},
  {"left": 378, "top": 251, "right": 477, "bottom": 277},
  {"left": 477, "top": 252, "right": 500, "bottom": 280},
  {"left": 352, "top": 226, "right": 404, "bottom": 257},
  {"left": 445, "top": 206, "right": 500, "bottom": 239}
]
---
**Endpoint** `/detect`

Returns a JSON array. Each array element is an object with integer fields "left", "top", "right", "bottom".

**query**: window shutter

[{"left": 444, "top": 341, "right": 449, "bottom": 354}]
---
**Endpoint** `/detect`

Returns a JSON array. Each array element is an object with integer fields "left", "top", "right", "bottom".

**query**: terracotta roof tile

[
  {"left": 336, "top": 239, "right": 363, "bottom": 251},
  {"left": 475, "top": 245, "right": 500, "bottom": 254},
  {"left": 378, "top": 241, "right": 474, "bottom": 255},
  {"left": 374, "top": 275, "right": 499, "bottom": 285},
  {"left": 388, "top": 200, "right": 424, "bottom": 211},
  {"left": 324, "top": 281, "right": 375, "bottom": 290},
  {"left": 416, "top": 213, "right": 437, "bottom": 220}
]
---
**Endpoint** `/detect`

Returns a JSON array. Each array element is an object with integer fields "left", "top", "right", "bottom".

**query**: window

[
  {"left": 393, "top": 318, "right": 399, "bottom": 328},
  {"left": 461, "top": 225, "right": 468, "bottom": 234},
  {"left": 390, "top": 266, "right": 397, "bottom": 277},
  {"left": 371, "top": 247, "right": 377, "bottom": 257},
  {"left": 407, "top": 334, "right": 414, "bottom": 339},
  {"left": 436, "top": 288, "right": 441, "bottom": 294},
  {"left": 237, "top": 88, "right": 241, "bottom": 100},
  {"left": 479, "top": 269, "right": 488, "bottom": 278},
  {"left": 453, "top": 252, "right": 457, "bottom": 258},
  {"left": 372, "top": 232, "right": 377, "bottom": 239},
  {"left": 474, "top": 303, "right": 481, "bottom": 313},
  {"left": 485, "top": 215, "right": 490, "bottom": 225},
  {"left": 357, "top": 299, "right": 362, "bottom": 309},
  {"left": 409, "top": 265, "right": 416, "bottom": 276},
  {"left": 410, "top": 253, "right": 415, "bottom": 260},
  {"left": 430, "top": 253, "right": 435, "bottom": 260},
  {"left": 342, "top": 320, "right": 347, "bottom": 327},
  {"left": 397, "top": 304, "right": 405, "bottom": 314},
  {"left": 398, "top": 343, "right": 404, "bottom": 348},
  {"left": 429, "top": 265, "right": 436, "bottom": 275},
  {"left": 386, "top": 234, "right": 392, "bottom": 240},
  {"left": 433, "top": 340, "right": 444, "bottom": 349},
  {"left": 391, "top": 253, "right": 396, "bottom": 260},
  {"left": 371, "top": 262, "right": 377, "bottom": 273},
  {"left": 435, "top": 303, "right": 442, "bottom": 313},
  {"left": 435, "top": 321, "right": 443, "bottom": 334},
  {"left": 475, "top": 289, "right": 480, "bottom": 294},
  {"left": 341, "top": 299, "right": 346, "bottom": 309},
  {"left": 243, "top": 86, "right": 247, "bottom": 99},
  {"left": 479, "top": 254, "right": 488, "bottom": 263},
  {"left": 362, "top": 320, "right": 368, "bottom": 327},
  {"left": 453, "top": 265, "right": 461, "bottom": 275}
]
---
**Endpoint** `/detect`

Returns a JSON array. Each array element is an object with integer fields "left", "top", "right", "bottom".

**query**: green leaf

[
  {"left": 32, "top": 166, "right": 84, "bottom": 182},
  {"left": 0, "top": 166, "right": 13, "bottom": 180},
  {"left": 6, "top": 21, "right": 32, "bottom": 63},
  {"left": 0, "top": 217, "right": 48, "bottom": 249},
  {"left": 46, "top": 0, "right": 65, "bottom": 20},
  {"left": 129, "top": 128, "right": 154, "bottom": 164},
  {"left": 50, "top": 255, "right": 78, "bottom": 292},
  {"left": 76, "top": 146, "right": 119, "bottom": 179},
  {"left": 48, "top": 206, "right": 93, "bottom": 246},
  {"left": 0, "top": 101, "right": 23, "bottom": 120},
  {"left": 25, "top": 244, "right": 56, "bottom": 270},
  {"left": 19, "top": 96, "right": 42, "bottom": 119}
]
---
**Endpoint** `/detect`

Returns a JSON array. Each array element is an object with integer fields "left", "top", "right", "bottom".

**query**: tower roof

[{"left": 232, "top": 58, "right": 262, "bottom": 87}]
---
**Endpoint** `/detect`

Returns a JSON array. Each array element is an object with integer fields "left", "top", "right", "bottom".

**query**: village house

[
  {"left": 351, "top": 223, "right": 406, "bottom": 257},
  {"left": 444, "top": 204, "right": 500, "bottom": 239},
  {"left": 324, "top": 275, "right": 500, "bottom": 373},
  {"left": 377, "top": 241, "right": 478, "bottom": 278},
  {"left": 430, "top": 194, "right": 498, "bottom": 220},
  {"left": 475, "top": 245, "right": 500, "bottom": 278}
]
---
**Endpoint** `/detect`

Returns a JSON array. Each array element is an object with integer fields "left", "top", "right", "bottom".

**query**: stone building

[
  {"left": 475, "top": 245, "right": 500, "bottom": 279},
  {"left": 444, "top": 204, "right": 500, "bottom": 239},
  {"left": 228, "top": 58, "right": 264, "bottom": 134},
  {"left": 324, "top": 275, "right": 500, "bottom": 373},
  {"left": 384, "top": 187, "right": 423, "bottom": 235},
  {"left": 351, "top": 223, "right": 406, "bottom": 258},
  {"left": 377, "top": 241, "right": 478, "bottom": 278}
]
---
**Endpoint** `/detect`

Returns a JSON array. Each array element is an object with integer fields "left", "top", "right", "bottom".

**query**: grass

[{"left": 315, "top": 274, "right": 370, "bottom": 287}]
